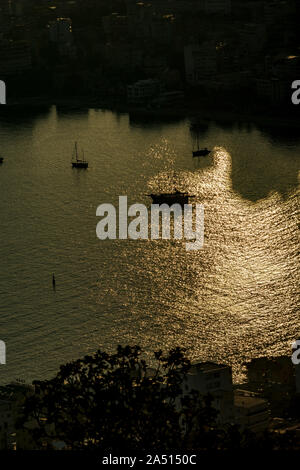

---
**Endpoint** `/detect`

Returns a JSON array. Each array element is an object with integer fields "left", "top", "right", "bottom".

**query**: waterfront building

[
  {"left": 127, "top": 79, "right": 163, "bottom": 105},
  {"left": 185, "top": 362, "right": 235, "bottom": 425}
]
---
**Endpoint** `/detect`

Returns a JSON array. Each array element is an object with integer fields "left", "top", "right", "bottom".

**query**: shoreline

[{"left": 2, "top": 95, "right": 300, "bottom": 129}]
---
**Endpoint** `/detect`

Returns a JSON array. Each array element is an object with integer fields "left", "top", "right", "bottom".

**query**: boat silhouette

[
  {"left": 192, "top": 132, "right": 211, "bottom": 157},
  {"left": 193, "top": 147, "right": 211, "bottom": 157},
  {"left": 148, "top": 189, "right": 191, "bottom": 206},
  {"left": 71, "top": 142, "right": 88, "bottom": 168}
]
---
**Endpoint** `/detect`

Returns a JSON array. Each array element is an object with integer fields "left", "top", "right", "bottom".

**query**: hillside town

[{"left": 0, "top": 0, "right": 299, "bottom": 112}]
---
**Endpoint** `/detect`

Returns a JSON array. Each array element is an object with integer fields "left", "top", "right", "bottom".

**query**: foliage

[
  {"left": 18, "top": 345, "right": 297, "bottom": 451},
  {"left": 18, "top": 345, "right": 222, "bottom": 451}
]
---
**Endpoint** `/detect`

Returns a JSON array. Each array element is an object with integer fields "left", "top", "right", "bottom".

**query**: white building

[
  {"left": 184, "top": 362, "right": 235, "bottom": 424},
  {"left": 186, "top": 362, "right": 233, "bottom": 393},
  {"left": 184, "top": 362, "right": 270, "bottom": 433}
]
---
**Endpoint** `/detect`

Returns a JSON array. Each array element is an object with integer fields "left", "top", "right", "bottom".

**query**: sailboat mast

[{"left": 75, "top": 141, "right": 78, "bottom": 161}]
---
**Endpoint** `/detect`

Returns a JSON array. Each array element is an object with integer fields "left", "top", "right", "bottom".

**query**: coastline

[{"left": 2, "top": 95, "right": 300, "bottom": 129}]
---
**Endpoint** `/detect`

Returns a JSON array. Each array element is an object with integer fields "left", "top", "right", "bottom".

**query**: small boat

[
  {"left": 193, "top": 147, "right": 211, "bottom": 157},
  {"left": 192, "top": 133, "right": 211, "bottom": 157},
  {"left": 148, "top": 190, "right": 190, "bottom": 206},
  {"left": 71, "top": 142, "right": 88, "bottom": 168},
  {"left": 0, "top": 157, "right": 3, "bottom": 164}
]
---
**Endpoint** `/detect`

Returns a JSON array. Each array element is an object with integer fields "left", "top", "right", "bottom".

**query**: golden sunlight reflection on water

[
  {"left": 120, "top": 147, "right": 299, "bottom": 382},
  {"left": 0, "top": 109, "right": 298, "bottom": 383}
]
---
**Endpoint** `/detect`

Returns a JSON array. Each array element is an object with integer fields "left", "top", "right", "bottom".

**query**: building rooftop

[
  {"left": 234, "top": 391, "right": 267, "bottom": 409},
  {"left": 190, "top": 361, "right": 230, "bottom": 373}
]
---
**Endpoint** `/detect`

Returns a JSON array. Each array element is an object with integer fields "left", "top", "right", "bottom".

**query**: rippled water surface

[{"left": 0, "top": 107, "right": 299, "bottom": 383}]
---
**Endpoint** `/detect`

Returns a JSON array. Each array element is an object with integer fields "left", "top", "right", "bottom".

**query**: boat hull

[
  {"left": 149, "top": 193, "right": 190, "bottom": 206},
  {"left": 72, "top": 162, "right": 88, "bottom": 169},
  {"left": 193, "top": 149, "right": 211, "bottom": 157}
]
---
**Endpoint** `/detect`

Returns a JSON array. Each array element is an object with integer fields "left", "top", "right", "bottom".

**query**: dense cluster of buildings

[
  {"left": 185, "top": 361, "right": 271, "bottom": 434},
  {"left": 0, "top": 0, "right": 298, "bottom": 108},
  {"left": 1, "top": 353, "right": 300, "bottom": 450}
]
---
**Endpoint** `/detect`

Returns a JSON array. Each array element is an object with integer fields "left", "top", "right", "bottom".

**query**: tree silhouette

[
  {"left": 17, "top": 345, "right": 299, "bottom": 451},
  {"left": 18, "top": 345, "right": 223, "bottom": 451}
]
